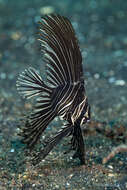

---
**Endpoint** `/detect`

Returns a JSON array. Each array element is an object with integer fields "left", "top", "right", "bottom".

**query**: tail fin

[{"left": 16, "top": 67, "right": 52, "bottom": 99}]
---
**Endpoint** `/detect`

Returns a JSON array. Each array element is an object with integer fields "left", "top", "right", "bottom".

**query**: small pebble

[
  {"left": 108, "top": 173, "right": 115, "bottom": 177},
  {"left": 11, "top": 32, "right": 21, "bottom": 40},
  {"left": 119, "top": 161, "right": 123, "bottom": 165},
  {"left": 66, "top": 182, "right": 70, "bottom": 186},
  {"left": 23, "top": 175, "right": 28, "bottom": 180},
  {"left": 68, "top": 174, "right": 73, "bottom": 179},
  {"left": 108, "top": 77, "right": 116, "bottom": 83},
  {"left": 108, "top": 165, "right": 113, "bottom": 169},
  {"left": 39, "top": 6, "right": 55, "bottom": 15},
  {"left": 115, "top": 80, "right": 125, "bottom": 86},
  {"left": 10, "top": 149, "right": 15, "bottom": 153},
  {"left": 94, "top": 73, "right": 100, "bottom": 79}
]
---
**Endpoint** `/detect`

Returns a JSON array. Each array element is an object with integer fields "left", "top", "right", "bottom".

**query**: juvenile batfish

[{"left": 16, "top": 14, "right": 90, "bottom": 165}]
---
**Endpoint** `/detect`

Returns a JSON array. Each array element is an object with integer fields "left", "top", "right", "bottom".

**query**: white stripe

[
  {"left": 69, "top": 48, "right": 75, "bottom": 81},
  {"left": 44, "top": 53, "right": 66, "bottom": 83},
  {"left": 46, "top": 64, "right": 63, "bottom": 84},
  {"left": 41, "top": 18, "right": 51, "bottom": 28},
  {"left": 55, "top": 38, "right": 71, "bottom": 81},
  {"left": 46, "top": 15, "right": 73, "bottom": 82}
]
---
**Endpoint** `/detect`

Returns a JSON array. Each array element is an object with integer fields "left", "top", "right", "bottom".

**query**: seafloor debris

[
  {"left": 83, "top": 120, "right": 127, "bottom": 143},
  {"left": 82, "top": 120, "right": 127, "bottom": 163},
  {"left": 103, "top": 144, "right": 127, "bottom": 164}
]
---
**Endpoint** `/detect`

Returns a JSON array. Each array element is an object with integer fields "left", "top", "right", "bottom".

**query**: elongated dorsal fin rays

[{"left": 38, "top": 14, "right": 83, "bottom": 86}]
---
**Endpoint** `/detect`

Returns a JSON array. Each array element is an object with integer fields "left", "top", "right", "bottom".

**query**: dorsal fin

[{"left": 39, "top": 14, "right": 84, "bottom": 87}]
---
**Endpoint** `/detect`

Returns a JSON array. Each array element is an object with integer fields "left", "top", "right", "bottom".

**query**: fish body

[{"left": 16, "top": 14, "right": 90, "bottom": 164}]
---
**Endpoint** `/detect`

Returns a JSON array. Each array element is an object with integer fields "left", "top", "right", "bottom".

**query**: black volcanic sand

[{"left": 0, "top": 0, "right": 127, "bottom": 189}]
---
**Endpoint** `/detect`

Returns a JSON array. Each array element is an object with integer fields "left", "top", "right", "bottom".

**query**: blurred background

[
  {"left": 0, "top": 0, "right": 127, "bottom": 189},
  {"left": 0, "top": 0, "right": 127, "bottom": 121}
]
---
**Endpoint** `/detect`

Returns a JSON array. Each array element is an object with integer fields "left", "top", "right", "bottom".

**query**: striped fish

[{"left": 16, "top": 14, "right": 90, "bottom": 164}]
